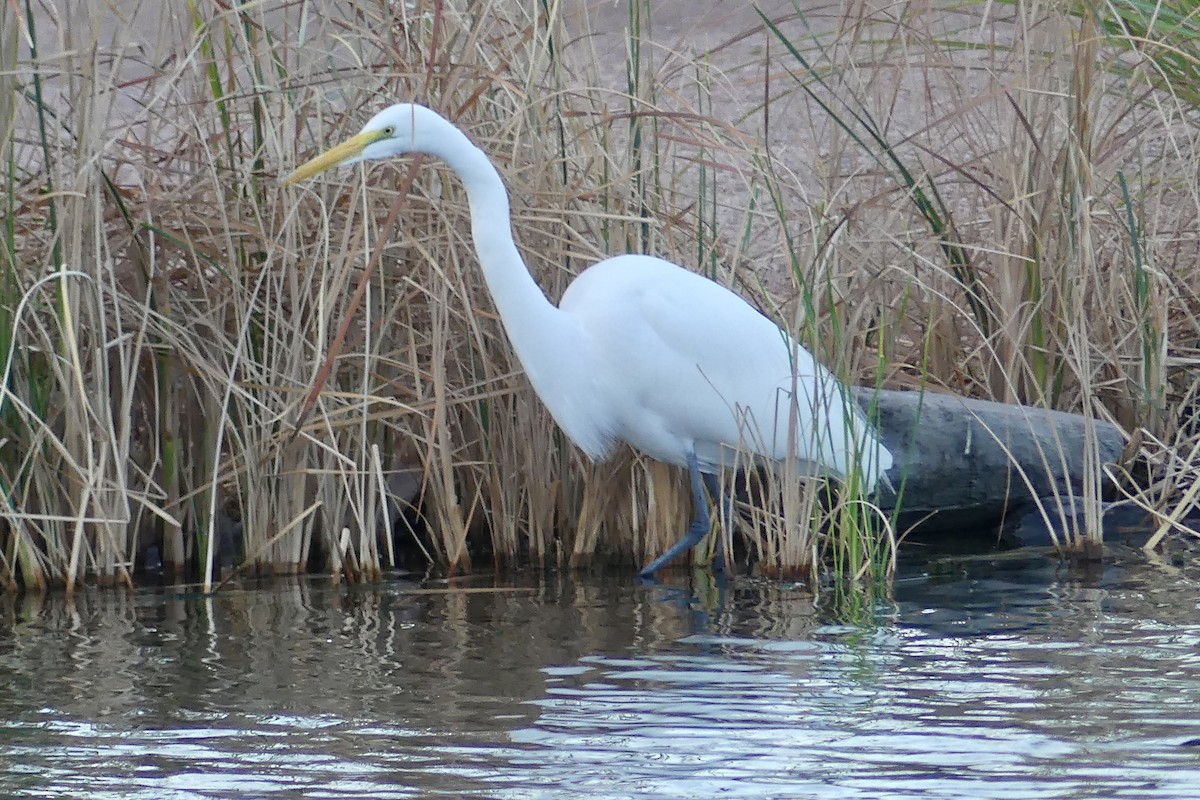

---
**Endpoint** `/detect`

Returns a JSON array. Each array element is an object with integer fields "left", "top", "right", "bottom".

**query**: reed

[{"left": 1, "top": 0, "right": 1197, "bottom": 592}]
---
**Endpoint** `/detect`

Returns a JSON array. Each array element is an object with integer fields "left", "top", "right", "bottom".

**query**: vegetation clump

[{"left": 1, "top": 0, "right": 1197, "bottom": 592}]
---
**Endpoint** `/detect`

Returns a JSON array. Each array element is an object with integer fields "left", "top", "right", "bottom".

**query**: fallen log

[{"left": 854, "top": 387, "right": 1126, "bottom": 539}]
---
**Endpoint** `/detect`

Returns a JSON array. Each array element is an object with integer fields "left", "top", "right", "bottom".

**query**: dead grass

[{"left": 1, "top": 0, "right": 1197, "bottom": 592}]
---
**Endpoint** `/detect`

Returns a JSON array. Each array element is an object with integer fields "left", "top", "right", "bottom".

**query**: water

[{"left": 3, "top": 545, "right": 1200, "bottom": 799}]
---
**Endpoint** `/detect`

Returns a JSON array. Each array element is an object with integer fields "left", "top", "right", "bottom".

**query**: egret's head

[{"left": 281, "top": 103, "right": 437, "bottom": 185}]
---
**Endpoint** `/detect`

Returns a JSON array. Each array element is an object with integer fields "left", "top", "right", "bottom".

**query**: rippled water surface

[{"left": 3, "top": 546, "right": 1200, "bottom": 799}]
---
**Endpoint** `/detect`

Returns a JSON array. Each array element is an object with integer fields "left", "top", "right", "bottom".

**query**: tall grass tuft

[{"left": 1, "top": 0, "right": 1198, "bottom": 592}]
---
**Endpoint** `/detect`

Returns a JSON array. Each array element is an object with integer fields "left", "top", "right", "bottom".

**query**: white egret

[{"left": 283, "top": 103, "right": 893, "bottom": 575}]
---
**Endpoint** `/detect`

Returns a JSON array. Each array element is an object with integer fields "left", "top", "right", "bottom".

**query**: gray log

[{"left": 853, "top": 387, "right": 1126, "bottom": 536}]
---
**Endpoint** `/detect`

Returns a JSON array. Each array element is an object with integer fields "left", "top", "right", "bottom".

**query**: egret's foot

[
  {"left": 639, "top": 455, "right": 745, "bottom": 577},
  {"left": 639, "top": 518, "right": 709, "bottom": 576},
  {"left": 640, "top": 451, "right": 712, "bottom": 576}
]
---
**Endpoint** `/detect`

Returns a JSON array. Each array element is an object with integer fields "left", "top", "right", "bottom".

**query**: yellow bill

[{"left": 280, "top": 129, "right": 388, "bottom": 185}]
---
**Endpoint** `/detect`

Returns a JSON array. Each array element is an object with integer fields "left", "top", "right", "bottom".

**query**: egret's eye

[{"left": 382, "top": 126, "right": 395, "bottom": 136}]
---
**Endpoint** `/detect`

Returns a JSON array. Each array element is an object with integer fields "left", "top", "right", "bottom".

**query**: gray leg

[
  {"left": 639, "top": 452, "right": 711, "bottom": 576},
  {"left": 702, "top": 472, "right": 737, "bottom": 573}
]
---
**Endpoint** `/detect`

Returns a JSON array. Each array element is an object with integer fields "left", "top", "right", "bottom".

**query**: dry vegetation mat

[{"left": 1, "top": 0, "right": 1198, "bottom": 592}]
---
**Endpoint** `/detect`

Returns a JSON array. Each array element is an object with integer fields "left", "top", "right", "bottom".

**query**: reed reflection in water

[{"left": 2, "top": 550, "right": 1199, "bottom": 798}]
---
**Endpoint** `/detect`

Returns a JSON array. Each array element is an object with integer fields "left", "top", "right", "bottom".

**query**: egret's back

[{"left": 559, "top": 255, "right": 892, "bottom": 486}]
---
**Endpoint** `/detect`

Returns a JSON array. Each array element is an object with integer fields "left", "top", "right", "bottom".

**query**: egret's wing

[
  {"left": 631, "top": 269, "right": 849, "bottom": 464},
  {"left": 563, "top": 256, "right": 884, "bottom": 480}
]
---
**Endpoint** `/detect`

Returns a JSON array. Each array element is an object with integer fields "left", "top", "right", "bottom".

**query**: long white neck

[{"left": 420, "top": 120, "right": 585, "bottom": 414}]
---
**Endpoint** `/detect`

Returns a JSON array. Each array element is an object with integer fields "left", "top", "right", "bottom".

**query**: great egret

[{"left": 283, "top": 103, "right": 893, "bottom": 575}]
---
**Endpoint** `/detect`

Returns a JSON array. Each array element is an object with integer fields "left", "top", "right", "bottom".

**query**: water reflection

[{"left": 2, "top": 548, "right": 1199, "bottom": 798}]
